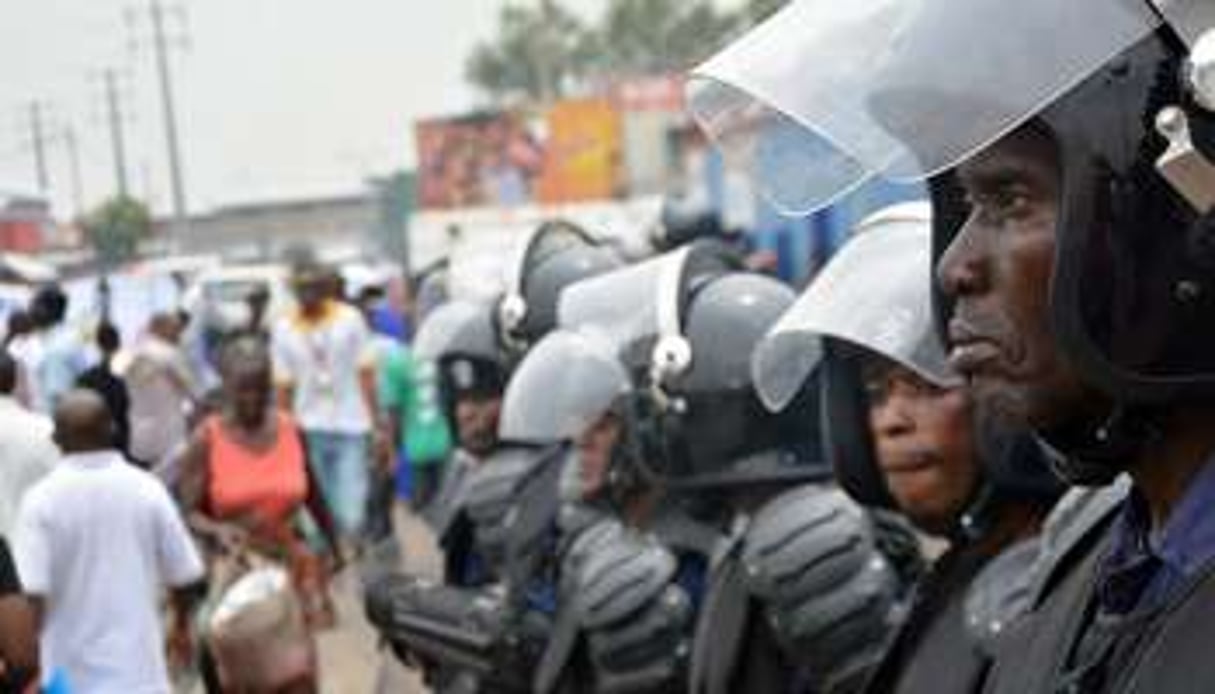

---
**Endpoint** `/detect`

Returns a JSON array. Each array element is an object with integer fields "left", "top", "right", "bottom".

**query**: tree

[
  {"left": 744, "top": 0, "right": 789, "bottom": 25},
  {"left": 465, "top": 0, "right": 592, "bottom": 106},
  {"left": 588, "top": 0, "right": 740, "bottom": 80},
  {"left": 84, "top": 195, "right": 151, "bottom": 267},
  {"left": 467, "top": 0, "right": 748, "bottom": 107}
]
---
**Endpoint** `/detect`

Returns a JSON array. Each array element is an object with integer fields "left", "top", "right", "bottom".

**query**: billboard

[
  {"left": 535, "top": 99, "right": 621, "bottom": 204},
  {"left": 415, "top": 112, "right": 546, "bottom": 210},
  {"left": 415, "top": 100, "right": 623, "bottom": 210}
]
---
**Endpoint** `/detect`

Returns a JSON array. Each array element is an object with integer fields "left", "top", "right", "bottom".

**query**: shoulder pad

[
  {"left": 558, "top": 501, "right": 612, "bottom": 548},
  {"left": 741, "top": 485, "right": 900, "bottom": 690},
  {"left": 463, "top": 448, "right": 543, "bottom": 570},
  {"left": 578, "top": 529, "right": 679, "bottom": 630},
  {"left": 586, "top": 584, "right": 693, "bottom": 693},
  {"left": 504, "top": 447, "right": 567, "bottom": 584},
  {"left": 576, "top": 530, "right": 695, "bottom": 693},
  {"left": 742, "top": 485, "right": 880, "bottom": 602},
  {"left": 1029, "top": 476, "right": 1129, "bottom": 605},
  {"left": 560, "top": 514, "right": 622, "bottom": 583},
  {"left": 535, "top": 515, "right": 624, "bottom": 694},
  {"left": 963, "top": 537, "right": 1040, "bottom": 656}
]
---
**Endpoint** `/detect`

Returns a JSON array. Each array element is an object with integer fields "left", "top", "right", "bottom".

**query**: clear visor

[
  {"left": 558, "top": 244, "right": 734, "bottom": 351},
  {"left": 412, "top": 300, "right": 491, "bottom": 362},
  {"left": 498, "top": 329, "right": 632, "bottom": 443},
  {"left": 557, "top": 250, "right": 678, "bottom": 349},
  {"left": 689, "top": 0, "right": 1159, "bottom": 215},
  {"left": 753, "top": 202, "right": 958, "bottom": 412}
]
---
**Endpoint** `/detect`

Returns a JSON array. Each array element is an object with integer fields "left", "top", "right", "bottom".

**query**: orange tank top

[{"left": 206, "top": 412, "right": 308, "bottom": 525}]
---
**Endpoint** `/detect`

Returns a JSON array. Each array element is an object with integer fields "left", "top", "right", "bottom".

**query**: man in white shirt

[
  {"left": 14, "top": 389, "right": 205, "bottom": 694},
  {"left": 0, "top": 351, "right": 56, "bottom": 538},
  {"left": 125, "top": 313, "right": 198, "bottom": 468},
  {"left": 273, "top": 262, "right": 381, "bottom": 540}
]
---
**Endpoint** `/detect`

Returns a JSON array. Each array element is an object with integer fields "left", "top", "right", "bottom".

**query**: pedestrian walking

[
  {"left": 76, "top": 323, "right": 131, "bottom": 458},
  {"left": 272, "top": 262, "right": 382, "bottom": 543},
  {"left": 177, "top": 334, "right": 342, "bottom": 625},
  {"left": 21, "top": 286, "right": 89, "bottom": 414},
  {"left": 126, "top": 313, "right": 198, "bottom": 468},
  {"left": 0, "top": 352, "right": 56, "bottom": 539},
  {"left": 13, "top": 389, "right": 205, "bottom": 693},
  {"left": 0, "top": 535, "right": 37, "bottom": 694}
]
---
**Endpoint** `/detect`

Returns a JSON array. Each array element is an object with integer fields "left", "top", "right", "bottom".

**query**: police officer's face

[
  {"left": 576, "top": 412, "right": 621, "bottom": 501},
  {"left": 937, "top": 125, "right": 1090, "bottom": 432},
  {"left": 866, "top": 359, "right": 977, "bottom": 534},
  {"left": 455, "top": 394, "right": 501, "bottom": 457}
]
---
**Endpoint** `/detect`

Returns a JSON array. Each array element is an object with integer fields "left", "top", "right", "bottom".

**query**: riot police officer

[
  {"left": 752, "top": 202, "right": 1062, "bottom": 693},
  {"left": 691, "top": 3, "right": 1215, "bottom": 691},
  {"left": 367, "top": 220, "right": 627, "bottom": 692},
  {"left": 408, "top": 299, "right": 511, "bottom": 583},
  {"left": 521, "top": 242, "right": 908, "bottom": 693}
]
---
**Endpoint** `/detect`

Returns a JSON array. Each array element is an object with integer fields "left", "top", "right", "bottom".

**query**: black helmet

[
  {"left": 561, "top": 241, "right": 828, "bottom": 491},
  {"left": 497, "top": 220, "right": 624, "bottom": 356},
  {"left": 752, "top": 204, "right": 1061, "bottom": 535},
  {"left": 690, "top": 0, "right": 1215, "bottom": 483},
  {"left": 414, "top": 300, "right": 509, "bottom": 402}
]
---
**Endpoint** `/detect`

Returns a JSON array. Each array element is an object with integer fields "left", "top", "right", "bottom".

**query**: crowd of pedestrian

[{"left": 0, "top": 260, "right": 447, "bottom": 693}]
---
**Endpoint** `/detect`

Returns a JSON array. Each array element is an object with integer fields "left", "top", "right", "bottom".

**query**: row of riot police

[
  {"left": 368, "top": 2, "right": 1215, "bottom": 692},
  {"left": 365, "top": 204, "right": 1061, "bottom": 693}
]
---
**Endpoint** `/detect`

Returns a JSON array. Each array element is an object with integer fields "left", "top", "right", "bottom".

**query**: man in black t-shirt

[
  {"left": 76, "top": 323, "right": 132, "bottom": 459},
  {"left": 0, "top": 536, "right": 37, "bottom": 692}
]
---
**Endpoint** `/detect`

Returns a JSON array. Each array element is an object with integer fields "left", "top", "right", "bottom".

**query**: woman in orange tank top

[{"left": 177, "top": 336, "right": 342, "bottom": 633}]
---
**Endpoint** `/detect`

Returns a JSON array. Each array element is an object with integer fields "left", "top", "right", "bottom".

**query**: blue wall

[{"left": 703, "top": 148, "right": 924, "bottom": 286}]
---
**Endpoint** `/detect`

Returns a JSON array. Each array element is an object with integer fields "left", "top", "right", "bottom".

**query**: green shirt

[{"left": 380, "top": 344, "right": 453, "bottom": 467}]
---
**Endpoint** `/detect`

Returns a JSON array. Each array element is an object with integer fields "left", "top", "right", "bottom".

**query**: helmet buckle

[{"left": 1155, "top": 105, "right": 1215, "bottom": 211}]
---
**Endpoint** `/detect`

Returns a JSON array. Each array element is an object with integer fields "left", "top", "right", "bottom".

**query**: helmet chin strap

[{"left": 1033, "top": 405, "right": 1164, "bottom": 487}]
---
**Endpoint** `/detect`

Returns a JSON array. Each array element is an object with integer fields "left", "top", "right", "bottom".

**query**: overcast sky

[{"left": 0, "top": 0, "right": 617, "bottom": 218}]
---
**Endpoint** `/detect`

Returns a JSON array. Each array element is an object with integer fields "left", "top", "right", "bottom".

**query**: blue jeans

[{"left": 304, "top": 431, "right": 370, "bottom": 538}]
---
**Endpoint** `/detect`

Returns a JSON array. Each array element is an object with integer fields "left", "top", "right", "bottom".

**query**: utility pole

[
  {"left": 130, "top": 0, "right": 189, "bottom": 252},
  {"left": 28, "top": 101, "right": 49, "bottom": 194},
  {"left": 103, "top": 69, "right": 131, "bottom": 198},
  {"left": 62, "top": 126, "right": 85, "bottom": 218}
]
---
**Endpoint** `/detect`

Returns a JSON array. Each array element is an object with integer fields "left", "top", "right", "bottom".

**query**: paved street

[{"left": 316, "top": 507, "right": 441, "bottom": 694}]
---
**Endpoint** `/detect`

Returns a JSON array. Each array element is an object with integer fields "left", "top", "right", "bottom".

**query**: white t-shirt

[
  {"left": 0, "top": 397, "right": 57, "bottom": 538},
  {"left": 14, "top": 450, "right": 205, "bottom": 694},
  {"left": 272, "top": 302, "right": 373, "bottom": 434}
]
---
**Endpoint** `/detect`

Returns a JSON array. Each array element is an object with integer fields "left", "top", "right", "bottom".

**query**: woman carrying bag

[{"left": 177, "top": 335, "right": 343, "bottom": 693}]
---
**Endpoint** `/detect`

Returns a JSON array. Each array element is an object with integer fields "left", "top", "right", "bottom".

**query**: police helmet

[
  {"left": 497, "top": 220, "right": 624, "bottom": 356},
  {"left": 560, "top": 241, "right": 828, "bottom": 490},
  {"left": 691, "top": 0, "right": 1215, "bottom": 482},
  {"left": 414, "top": 300, "right": 508, "bottom": 401}
]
